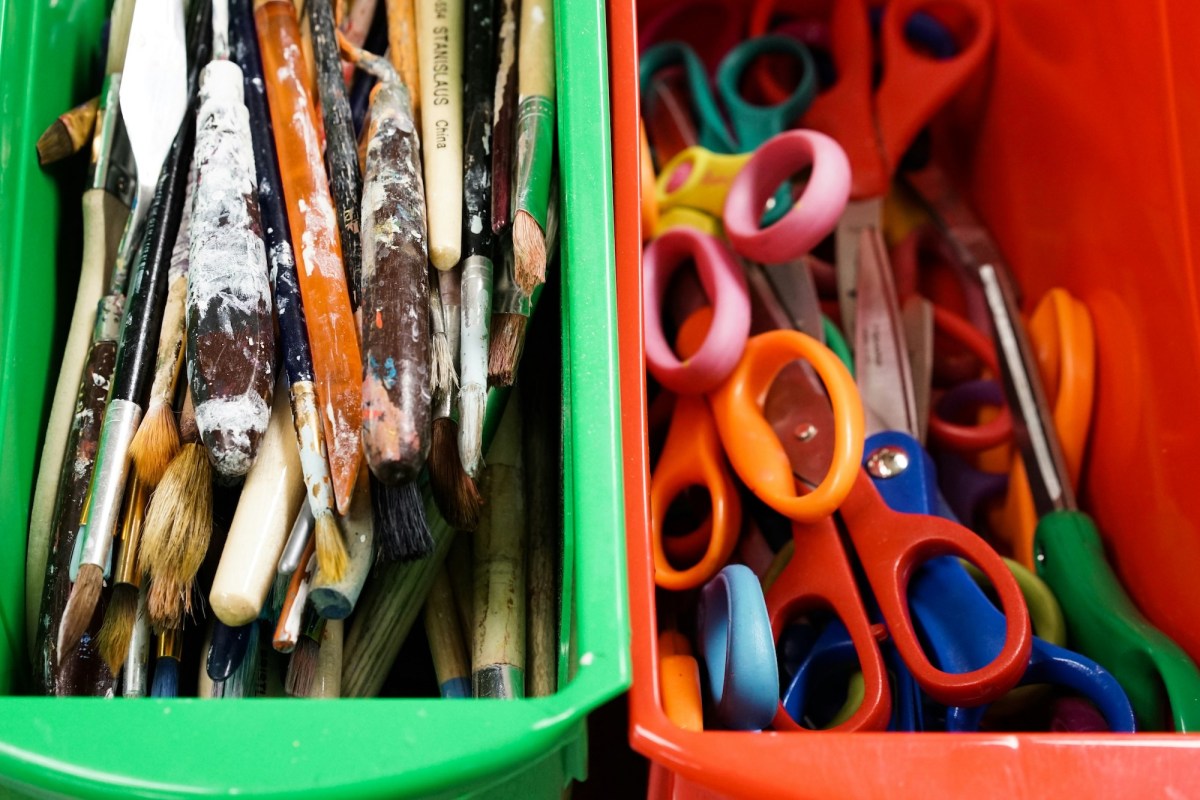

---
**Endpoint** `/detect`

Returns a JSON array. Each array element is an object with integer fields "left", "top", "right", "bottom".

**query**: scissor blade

[
  {"left": 835, "top": 198, "right": 884, "bottom": 338},
  {"left": 901, "top": 296, "right": 934, "bottom": 445},
  {"left": 761, "top": 258, "right": 825, "bottom": 342},
  {"left": 854, "top": 227, "right": 920, "bottom": 438},
  {"left": 764, "top": 362, "right": 837, "bottom": 490},
  {"left": 901, "top": 167, "right": 1075, "bottom": 515}
]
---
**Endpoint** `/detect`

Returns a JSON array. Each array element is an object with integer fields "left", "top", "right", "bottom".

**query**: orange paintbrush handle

[{"left": 255, "top": 0, "right": 362, "bottom": 515}]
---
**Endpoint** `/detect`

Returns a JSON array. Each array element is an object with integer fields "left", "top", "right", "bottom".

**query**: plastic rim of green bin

[{"left": 0, "top": 0, "right": 630, "bottom": 797}]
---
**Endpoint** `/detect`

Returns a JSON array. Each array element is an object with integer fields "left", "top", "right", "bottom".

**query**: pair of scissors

[
  {"left": 752, "top": 0, "right": 994, "bottom": 339},
  {"left": 904, "top": 160, "right": 1200, "bottom": 732}
]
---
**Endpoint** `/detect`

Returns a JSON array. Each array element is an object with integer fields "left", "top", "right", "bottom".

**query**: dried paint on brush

[
  {"left": 490, "top": 0, "right": 520, "bottom": 234},
  {"left": 188, "top": 60, "right": 275, "bottom": 480},
  {"left": 357, "top": 53, "right": 432, "bottom": 484},
  {"left": 256, "top": 0, "right": 362, "bottom": 514},
  {"left": 33, "top": 300, "right": 121, "bottom": 696}
]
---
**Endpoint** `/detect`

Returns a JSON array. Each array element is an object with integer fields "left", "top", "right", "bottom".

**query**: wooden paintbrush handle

[
  {"left": 490, "top": 0, "right": 519, "bottom": 234},
  {"left": 187, "top": 59, "right": 276, "bottom": 480},
  {"left": 311, "top": 619, "right": 343, "bottom": 698},
  {"left": 211, "top": 376, "right": 306, "bottom": 626},
  {"left": 310, "top": 466, "right": 375, "bottom": 619},
  {"left": 360, "top": 75, "right": 432, "bottom": 483},
  {"left": 424, "top": 566, "right": 471, "bottom": 698},
  {"left": 414, "top": 0, "right": 463, "bottom": 270},
  {"left": 513, "top": 0, "right": 555, "bottom": 227},
  {"left": 472, "top": 395, "right": 527, "bottom": 699},
  {"left": 25, "top": 187, "right": 127, "bottom": 656},
  {"left": 386, "top": 0, "right": 421, "bottom": 124},
  {"left": 257, "top": 0, "right": 362, "bottom": 515}
]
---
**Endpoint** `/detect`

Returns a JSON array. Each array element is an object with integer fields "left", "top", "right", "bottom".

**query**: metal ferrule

[
  {"left": 78, "top": 398, "right": 142, "bottom": 571},
  {"left": 90, "top": 73, "right": 136, "bottom": 208},
  {"left": 461, "top": 255, "right": 494, "bottom": 340},
  {"left": 472, "top": 664, "right": 525, "bottom": 700},
  {"left": 156, "top": 628, "right": 183, "bottom": 660},
  {"left": 122, "top": 585, "right": 151, "bottom": 698},
  {"left": 492, "top": 241, "right": 529, "bottom": 316},
  {"left": 277, "top": 503, "right": 315, "bottom": 576},
  {"left": 301, "top": 608, "right": 326, "bottom": 642},
  {"left": 113, "top": 475, "right": 147, "bottom": 586},
  {"left": 513, "top": 95, "right": 555, "bottom": 228},
  {"left": 289, "top": 381, "right": 335, "bottom": 517}
]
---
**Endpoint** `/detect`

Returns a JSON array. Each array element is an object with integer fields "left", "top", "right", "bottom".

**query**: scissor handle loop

[
  {"left": 724, "top": 130, "right": 851, "bottom": 264},
  {"left": 650, "top": 394, "right": 742, "bottom": 591},
  {"left": 656, "top": 147, "right": 751, "bottom": 220},
  {"left": 710, "top": 328, "right": 864, "bottom": 522},
  {"left": 643, "top": 227, "right": 751, "bottom": 394},
  {"left": 927, "top": 303, "right": 1013, "bottom": 451},
  {"left": 716, "top": 35, "right": 816, "bottom": 150},
  {"left": 639, "top": 42, "right": 738, "bottom": 154},
  {"left": 698, "top": 565, "right": 780, "bottom": 730}
]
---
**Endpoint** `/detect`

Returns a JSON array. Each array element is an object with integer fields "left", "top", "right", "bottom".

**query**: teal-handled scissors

[{"left": 639, "top": 35, "right": 816, "bottom": 156}]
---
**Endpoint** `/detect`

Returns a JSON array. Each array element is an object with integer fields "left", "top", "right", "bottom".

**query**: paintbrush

[
  {"left": 206, "top": 619, "right": 255, "bottom": 682},
  {"left": 446, "top": 532, "right": 475, "bottom": 647},
  {"left": 188, "top": 0, "right": 276, "bottom": 482},
  {"left": 310, "top": 618, "right": 343, "bottom": 697},
  {"left": 128, "top": 169, "right": 192, "bottom": 489},
  {"left": 342, "top": 41, "right": 432, "bottom": 484},
  {"left": 424, "top": 564, "right": 471, "bottom": 697},
  {"left": 310, "top": 0, "right": 363, "bottom": 308},
  {"left": 340, "top": 0, "right": 379, "bottom": 84},
  {"left": 32, "top": 299, "right": 122, "bottom": 695},
  {"left": 209, "top": 620, "right": 261, "bottom": 697},
  {"left": 488, "top": 177, "right": 557, "bottom": 386},
  {"left": 519, "top": 298, "right": 560, "bottom": 697},
  {"left": 36, "top": 95, "right": 100, "bottom": 166},
  {"left": 285, "top": 608, "right": 324, "bottom": 696},
  {"left": 385, "top": 0, "right": 420, "bottom": 124},
  {"left": 210, "top": 374, "right": 306, "bottom": 625},
  {"left": 256, "top": 0, "right": 363, "bottom": 515},
  {"left": 347, "top": 0, "right": 389, "bottom": 137},
  {"left": 58, "top": 91, "right": 199, "bottom": 661},
  {"left": 432, "top": 267, "right": 460, "bottom": 400},
  {"left": 414, "top": 0, "right": 463, "bottom": 271},
  {"left": 96, "top": 473, "right": 148, "bottom": 674},
  {"left": 310, "top": 465, "right": 375, "bottom": 618},
  {"left": 490, "top": 0, "right": 519, "bottom": 236},
  {"left": 274, "top": 538, "right": 317, "bottom": 653},
  {"left": 511, "top": 0, "right": 554, "bottom": 294},
  {"left": 138, "top": 392, "right": 214, "bottom": 631},
  {"left": 471, "top": 392, "right": 526, "bottom": 698},
  {"left": 457, "top": 0, "right": 495, "bottom": 479},
  {"left": 278, "top": 506, "right": 315, "bottom": 577},
  {"left": 428, "top": 281, "right": 482, "bottom": 532},
  {"left": 231, "top": 0, "right": 348, "bottom": 579},
  {"left": 122, "top": 583, "right": 151, "bottom": 698},
  {"left": 25, "top": 0, "right": 137, "bottom": 655},
  {"left": 372, "top": 479, "right": 434, "bottom": 562},
  {"left": 150, "top": 627, "right": 183, "bottom": 698}
]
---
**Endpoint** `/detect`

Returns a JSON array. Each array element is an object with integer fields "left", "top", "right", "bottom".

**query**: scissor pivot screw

[
  {"left": 793, "top": 423, "right": 818, "bottom": 442},
  {"left": 866, "top": 446, "right": 909, "bottom": 479}
]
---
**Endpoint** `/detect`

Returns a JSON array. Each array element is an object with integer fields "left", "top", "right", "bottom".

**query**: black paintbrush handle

[
  {"left": 463, "top": 0, "right": 495, "bottom": 259},
  {"left": 231, "top": 0, "right": 314, "bottom": 386},
  {"left": 491, "top": 0, "right": 520, "bottom": 234},
  {"left": 310, "top": 0, "right": 363, "bottom": 309},
  {"left": 111, "top": 107, "right": 195, "bottom": 404}
]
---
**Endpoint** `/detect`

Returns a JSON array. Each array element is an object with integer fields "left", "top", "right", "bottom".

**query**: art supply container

[
  {"left": 612, "top": 0, "right": 1200, "bottom": 795},
  {"left": 0, "top": 0, "right": 628, "bottom": 795}
]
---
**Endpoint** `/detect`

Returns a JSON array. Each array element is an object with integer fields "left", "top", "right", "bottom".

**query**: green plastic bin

[{"left": 0, "top": 0, "right": 629, "bottom": 796}]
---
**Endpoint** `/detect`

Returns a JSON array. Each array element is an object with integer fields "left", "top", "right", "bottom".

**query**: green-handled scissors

[
  {"left": 639, "top": 36, "right": 816, "bottom": 156},
  {"left": 906, "top": 163, "right": 1200, "bottom": 732}
]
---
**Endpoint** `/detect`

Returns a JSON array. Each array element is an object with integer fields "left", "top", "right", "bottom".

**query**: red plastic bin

[{"left": 610, "top": 0, "right": 1200, "bottom": 795}]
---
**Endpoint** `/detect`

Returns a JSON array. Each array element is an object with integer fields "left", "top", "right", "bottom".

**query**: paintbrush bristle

[
  {"left": 488, "top": 313, "right": 527, "bottom": 388},
  {"left": 57, "top": 563, "right": 103, "bottom": 661},
  {"left": 284, "top": 636, "right": 320, "bottom": 697},
  {"left": 128, "top": 401, "right": 181, "bottom": 486},
  {"left": 430, "top": 329, "right": 458, "bottom": 398},
  {"left": 148, "top": 579, "right": 189, "bottom": 632},
  {"left": 150, "top": 656, "right": 179, "bottom": 698},
  {"left": 429, "top": 417, "right": 482, "bottom": 531},
  {"left": 371, "top": 478, "right": 435, "bottom": 561},
  {"left": 513, "top": 210, "right": 547, "bottom": 296},
  {"left": 36, "top": 121, "right": 76, "bottom": 166},
  {"left": 140, "top": 442, "right": 212, "bottom": 628},
  {"left": 314, "top": 510, "right": 348, "bottom": 584},
  {"left": 97, "top": 583, "right": 139, "bottom": 673}
]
